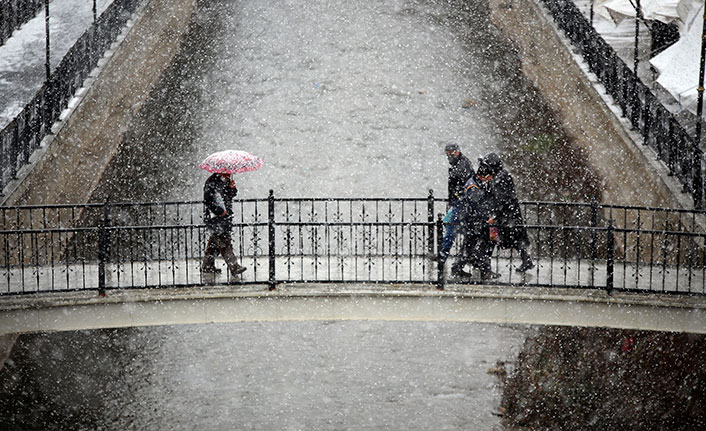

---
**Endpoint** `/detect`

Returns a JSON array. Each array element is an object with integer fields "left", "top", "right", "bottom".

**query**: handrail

[
  {"left": 1, "top": 193, "right": 705, "bottom": 296},
  {"left": 0, "top": 0, "right": 44, "bottom": 47},
  {"left": 538, "top": 0, "right": 704, "bottom": 208},
  {"left": 0, "top": 0, "right": 142, "bottom": 195}
]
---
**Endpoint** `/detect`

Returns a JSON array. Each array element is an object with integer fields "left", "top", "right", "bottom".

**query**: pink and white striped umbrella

[{"left": 199, "top": 150, "right": 264, "bottom": 174}]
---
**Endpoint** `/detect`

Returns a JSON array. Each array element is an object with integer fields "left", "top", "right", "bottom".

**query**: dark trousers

[
  {"left": 202, "top": 231, "right": 240, "bottom": 271},
  {"left": 451, "top": 231, "right": 493, "bottom": 275}
]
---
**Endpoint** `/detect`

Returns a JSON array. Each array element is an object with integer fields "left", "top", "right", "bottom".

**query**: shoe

[
  {"left": 230, "top": 265, "right": 247, "bottom": 275},
  {"left": 428, "top": 253, "right": 447, "bottom": 263},
  {"left": 481, "top": 270, "right": 500, "bottom": 280},
  {"left": 516, "top": 261, "right": 535, "bottom": 272},
  {"left": 201, "top": 266, "right": 221, "bottom": 274},
  {"left": 451, "top": 268, "right": 473, "bottom": 278}
]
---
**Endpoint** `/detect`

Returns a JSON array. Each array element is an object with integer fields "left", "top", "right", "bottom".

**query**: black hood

[{"left": 477, "top": 152, "right": 503, "bottom": 175}]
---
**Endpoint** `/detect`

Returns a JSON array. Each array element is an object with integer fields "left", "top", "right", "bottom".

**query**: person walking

[
  {"left": 201, "top": 172, "right": 247, "bottom": 276},
  {"left": 435, "top": 142, "right": 475, "bottom": 262},
  {"left": 450, "top": 171, "right": 499, "bottom": 280},
  {"left": 476, "top": 153, "right": 534, "bottom": 272}
]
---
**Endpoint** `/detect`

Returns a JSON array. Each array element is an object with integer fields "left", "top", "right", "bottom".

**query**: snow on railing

[{"left": 0, "top": 0, "right": 141, "bottom": 196}]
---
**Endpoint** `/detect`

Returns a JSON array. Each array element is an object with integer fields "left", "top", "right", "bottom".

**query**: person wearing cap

[
  {"left": 477, "top": 153, "right": 534, "bottom": 272},
  {"left": 445, "top": 142, "right": 475, "bottom": 203},
  {"left": 434, "top": 142, "right": 475, "bottom": 262},
  {"left": 451, "top": 170, "right": 499, "bottom": 280}
]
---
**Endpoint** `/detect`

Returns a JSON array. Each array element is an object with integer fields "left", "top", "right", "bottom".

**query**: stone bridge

[{"left": 1, "top": 284, "right": 706, "bottom": 336}]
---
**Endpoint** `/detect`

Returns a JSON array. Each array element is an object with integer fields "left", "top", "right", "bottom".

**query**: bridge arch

[{"left": 2, "top": 284, "right": 705, "bottom": 336}]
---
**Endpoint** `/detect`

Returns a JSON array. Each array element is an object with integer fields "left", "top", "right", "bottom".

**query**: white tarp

[
  {"left": 600, "top": 0, "right": 690, "bottom": 25},
  {"left": 649, "top": 0, "right": 704, "bottom": 114}
]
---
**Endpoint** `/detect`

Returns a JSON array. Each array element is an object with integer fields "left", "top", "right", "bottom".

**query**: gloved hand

[{"left": 488, "top": 218, "right": 498, "bottom": 241}]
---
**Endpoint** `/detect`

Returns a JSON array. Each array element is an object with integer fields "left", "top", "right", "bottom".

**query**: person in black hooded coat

[
  {"left": 450, "top": 173, "right": 499, "bottom": 280},
  {"left": 476, "top": 153, "right": 534, "bottom": 272},
  {"left": 202, "top": 172, "right": 247, "bottom": 275}
]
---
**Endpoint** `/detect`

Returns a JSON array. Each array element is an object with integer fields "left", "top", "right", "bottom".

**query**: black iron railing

[
  {"left": 539, "top": 0, "right": 704, "bottom": 208},
  {"left": 2, "top": 192, "right": 706, "bottom": 296},
  {"left": 0, "top": 0, "right": 141, "bottom": 194},
  {"left": 0, "top": 0, "right": 45, "bottom": 47}
]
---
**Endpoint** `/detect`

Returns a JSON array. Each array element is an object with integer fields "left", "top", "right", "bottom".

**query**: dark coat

[
  {"left": 454, "top": 175, "right": 494, "bottom": 271},
  {"left": 203, "top": 173, "right": 238, "bottom": 235},
  {"left": 480, "top": 153, "right": 529, "bottom": 250},
  {"left": 448, "top": 152, "right": 474, "bottom": 203},
  {"left": 457, "top": 175, "right": 493, "bottom": 237}
]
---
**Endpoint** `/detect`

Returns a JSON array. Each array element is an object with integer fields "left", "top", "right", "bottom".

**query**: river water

[
  {"left": 1, "top": 322, "right": 532, "bottom": 429},
  {"left": 1, "top": 0, "right": 592, "bottom": 428}
]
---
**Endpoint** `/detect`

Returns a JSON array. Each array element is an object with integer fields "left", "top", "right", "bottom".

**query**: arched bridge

[
  {"left": 2, "top": 195, "right": 706, "bottom": 335},
  {"left": 1, "top": 284, "right": 706, "bottom": 336}
]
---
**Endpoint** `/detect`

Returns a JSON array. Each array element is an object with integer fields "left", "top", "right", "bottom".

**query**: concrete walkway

[{"left": 2, "top": 255, "right": 705, "bottom": 295}]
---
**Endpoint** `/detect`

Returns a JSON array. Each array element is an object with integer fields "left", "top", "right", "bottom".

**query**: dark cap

[{"left": 444, "top": 142, "right": 460, "bottom": 152}]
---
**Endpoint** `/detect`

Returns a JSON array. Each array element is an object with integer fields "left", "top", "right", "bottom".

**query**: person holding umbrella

[{"left": 199, "top": 150, "right": 263, "bottom": 276}]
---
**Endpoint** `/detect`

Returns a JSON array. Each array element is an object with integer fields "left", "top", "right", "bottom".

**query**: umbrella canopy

[{"left": 199, "top": 150, "right": 264, "bottom": 174}]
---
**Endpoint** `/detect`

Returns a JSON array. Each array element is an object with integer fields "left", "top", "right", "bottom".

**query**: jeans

[{"left": 439, "top": 204, "right": 459, "bottom": 260}]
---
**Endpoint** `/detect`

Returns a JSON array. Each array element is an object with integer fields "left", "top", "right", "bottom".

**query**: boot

[
  {"left": 428, "top": 252, "right": 448, "bottom": 263},
  {"left": 480, "top": 269, "right": 500, "bottom": 280},
  {"left": 224, "top": 249, "right": 247, "bottom": 275},
  {"left": 201, "top": 255, "right": 221, "bottom": 273},
  {"left": 229, "top": 263, "right": 247, "bottom": 275},
  {"left": 516, "top": 249, "right": 534, "bottom": 272},
  {"left": 451, "top": 264, "right": 472, "bottom": 278}
]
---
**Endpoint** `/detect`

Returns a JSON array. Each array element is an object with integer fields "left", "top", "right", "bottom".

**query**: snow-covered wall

[{"left": 2, "top": 0, "right": 196, "bottom": 206}]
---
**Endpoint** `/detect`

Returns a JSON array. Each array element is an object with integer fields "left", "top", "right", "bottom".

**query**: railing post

[
  {"left": 589, "top": 199, "right": 599, "bottom": 286},
  {"left": 268, "top": 189, "right": 276, "bottom": 291},
  {"left": 606, "top": 218, "right": 614, "bottom": 295},
  {"left": 693, "top": 145, "right": 703, "bottom": 209},
  {"left": 44, "top": 0, "right": 50, "bottom": 81},
  {"left": 427, "top": 189, "right": 434, "bottom": 257},
  {"left": 98, "top": 200, "right": 110, "bottom": 296},
  {"left": 436, "top": 213, "right": 445, "bottom": 290}
]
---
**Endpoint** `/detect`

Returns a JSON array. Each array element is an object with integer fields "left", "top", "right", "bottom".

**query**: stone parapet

[{"left": 489, "top": 0, "right": 691, "bottom": 209}]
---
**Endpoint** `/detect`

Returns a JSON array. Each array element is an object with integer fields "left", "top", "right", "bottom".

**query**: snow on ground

[
  {"left": 0, "top": 0, "right": 112, "bottom": 128},
  {"left": 650, "top": 1, "right": 704, "bottom": 113},
  {"left": 577, "top": 0, "right": 704, "bottom": 117}
]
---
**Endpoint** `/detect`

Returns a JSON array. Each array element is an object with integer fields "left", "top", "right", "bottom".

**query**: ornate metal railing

[
  {"left": 0, "top": 0, "right": 141, "bottom": 195},
  {"left": 2, "top": 193, "right": 706, "bottom": 296},
  {"left": 0, "top": 0, "right": 45, "bottom": 47},
  {"left": 539, "top": 0, "right": 704, "bottom": 208}
]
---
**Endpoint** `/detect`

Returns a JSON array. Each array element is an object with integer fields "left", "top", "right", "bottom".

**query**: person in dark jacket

[
  {"left": 202, "top": 172, "right": 247, "bottom": 275},
  {"left": 435, "top": 142, "right": 475, "bottom": 261},
  {"left": 476, "top": 153, "right": 534, "bottom": 272},
  {"left": 450, "top": 173, "right": 499, "bottom": 280},
  {"left": 446, "top": 142, "right": 475, "bottom": 205}
]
